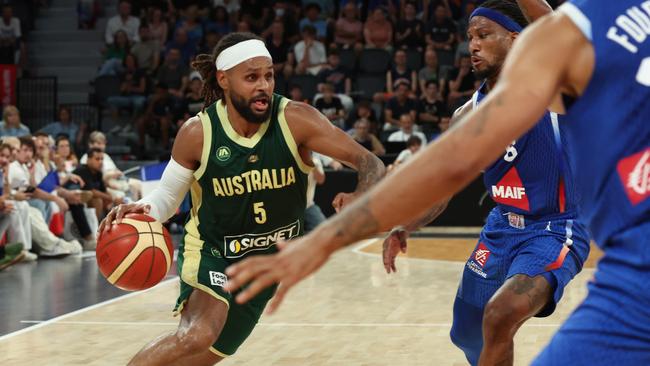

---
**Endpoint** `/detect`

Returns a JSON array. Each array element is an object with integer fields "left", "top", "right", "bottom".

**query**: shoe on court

[
  {"left": 22, "top": 250, "right": 38, "bottom": 262},
  {"left": 39, "top": 241, "right": 72, "bottom": 258},
  {"left": 0, "top": 243, "right": 26, "bottom": 270}
]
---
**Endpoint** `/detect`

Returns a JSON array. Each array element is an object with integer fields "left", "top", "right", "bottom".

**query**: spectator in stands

[
  {"left": 299, "top": 3, "right": 327, "bottom": 42},
  {"left": 176, "top": 71, "right": 204, "bottom": 128},
  {"left": 288, "top": 84, "right": 309, "bottom": 104},
  {"left": 239, "top": 0, "right": 271, "bottom": 33},
  {"left": 54, "top": 135, "right": 80, "bottom": 181},
  {"left": 0, "top": 143, "right": 34, "bottom": 262},
  {"left": 131, "top": 25, "right": 160, "bottom": 75},
  {"left": 395, "top": 1, "right": 424, "bottom": 51},
  {"left": 317, "top": 48, "right": 351, "bottom": 95},
  {"left": 136, "top": 83, "right": 173, "bottom": 153},
  {"left": 266, "top": 0, "right": 300, "bottom": 44},
  {"left": 346, "top": 100, "right": 378, "bottom": 132},
  {"left": 98, "top": 30, "right": 130, "bottom": 76},
  {"left": 364, "top": 8, "right": 393, "bottom": 51},
  {"left": 418, "top": 80, "right": 446, "bottom": 136},
  {"left": 456, "top": 1, "right": 478, "bottom": 36},
  {"left": 80, "top": 131, "right": 142, "bottom": 202},
  {"left": 334, "top": 3, "right": 362, "bottom": 50},
  {"left": 166, "top": 28, "right": 198, "bottom": 67},
  {"left": 391, "top": 135, "right": 423, "bottom": 169},
  {"left": 40, "top": 105, "right": 86, "bottom": 151},
  {"left": 350, "top": 119, "right": 385, "bottom": 156},
  {"left": 200, "top": 31, "right": 220, "bottom": 55},
  {"left": 425, "top": 4, "right": 457, "bottom": 51},
  {"left": 0, "top": 4, "right": 24, "bottom": 66},
  {"left": 418, "top": 48, "right": 440, "bottom": 94},
  {"left": 314, "top": 83, "right": 345, "bottom": 128},
  {"left": 211, "top": 0, "right": 241, "bottom": 19},
  {"left": 445, "top": 54, "right": 478, "bottom": 110},
  {"left": 265, "top": 20, "right": 291, "bottom": 79},
  {"left": 73, "top": 147, "right": 117, "bottom": 221},
  {"left": 0, "top": 105, "right": 30, "bottom": 138},
  {"left": 384, "top": 80, "right": 418, "bottom": 131},
  {"left": 106, "top": 53, "right": 147, "bottom": 120},
  {"left": 77, "top": 0, "right": 99, "bottom": 29},
  {"left": 157, "top": 48, "right": 189, "bottom": 103},
  {"left": 236, "top": 20, "right": 251, "bottom": 33},
  {"left": 388, "top": 114, "right": 427, "bottom": 146},
  {"left": 205, "top": 6, "right": 231, "bottom": 36},
  {"left": 293, "top": 25, "right": 327, "bottom": 76},
  {"left": 147, "top": 6, "right": 168, "bottom": 49},
  {"left": 105, "top": 0, "right": 140, "bottom": 45},
  {"left": 175, "top": 4, "right": 203, "bottom": 48},
  {"left": 387, "top": 49, "right": 417, "bottom": 94},
  {"left": 304, "top": 155, "right": 326, "bottom": 233}
]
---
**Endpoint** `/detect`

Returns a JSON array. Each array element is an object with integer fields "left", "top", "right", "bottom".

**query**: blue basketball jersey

[
  {"left": 559, "top": 0, "right": 650, "bottom": 245},
  {"left": 472, "top": 83, "right": 579, "bottom": 218}
]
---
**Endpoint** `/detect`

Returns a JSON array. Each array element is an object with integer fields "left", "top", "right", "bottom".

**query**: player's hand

[
  {"left": 382, "top": 228, "right": 408, "bottom": 273},
  {"left": 99, "top": 202, "right": 151, "bottom": 234},
  {"left": 332, "top": 192, "right": 356, "bottom": 213},
  {"left": 224, "top": 236, "right": 332, "bottom": 314}
]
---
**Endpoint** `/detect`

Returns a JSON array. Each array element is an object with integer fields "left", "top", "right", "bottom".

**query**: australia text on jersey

[{"left": 212, "top": 167, "right": 297, "bottom": 197}]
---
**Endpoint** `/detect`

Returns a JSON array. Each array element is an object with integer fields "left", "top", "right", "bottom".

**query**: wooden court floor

[{"left": 0, "top": 235, "right": 603, "bottom": 366}]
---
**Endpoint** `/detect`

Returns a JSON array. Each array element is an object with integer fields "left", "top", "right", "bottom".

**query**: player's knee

[
  {"left": 175, "top": 325, "right": 219, "bottom": 355},
  {"left": 483, "top": 296, "right": 527, "bottom": 339}
]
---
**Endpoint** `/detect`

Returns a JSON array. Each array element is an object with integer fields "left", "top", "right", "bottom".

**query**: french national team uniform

[
  {"left": 449, "top": 82, "right": 591, "bottom": 365},
  {"left": 533, "top": 1, "right": 650, "bottom": 364}
]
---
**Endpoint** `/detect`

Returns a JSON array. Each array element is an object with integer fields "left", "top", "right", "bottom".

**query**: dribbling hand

[
  {"left": 98, "top": 202, "right": 151, "bottom": 235},
  {"left": 382, "top": 228, "right": 408, "bottom": 273}
]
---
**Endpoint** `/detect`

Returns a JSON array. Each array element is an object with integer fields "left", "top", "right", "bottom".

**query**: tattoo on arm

[
  {"left": 354, "top": 152, "right": 386, "bottom": 193},
  {"left": 404, "top": 200, "right": 449, "bottom": 232}
]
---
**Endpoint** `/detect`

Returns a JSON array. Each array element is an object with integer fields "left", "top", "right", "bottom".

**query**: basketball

[{"left": 96, "top": 213, "right": 174, "bottom": 291}]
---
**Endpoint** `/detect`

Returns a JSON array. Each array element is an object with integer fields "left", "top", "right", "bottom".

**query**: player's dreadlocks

[
  {"left": 191, "top": 32, "right": 263, "bottom": 111},
  {"left": 479, "top": 0, "right": 530, "bottom": 29}
]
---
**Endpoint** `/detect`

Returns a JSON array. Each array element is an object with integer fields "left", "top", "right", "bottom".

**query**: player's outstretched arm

[
  {"left": 224, "top": 13, "right": 589, "bottom": 312},
  {"left": 284, "top": 101, "right": 386, "bottom": 211},
  {"left": 99, "top": 117, "right": 203, "bottom": 233}
]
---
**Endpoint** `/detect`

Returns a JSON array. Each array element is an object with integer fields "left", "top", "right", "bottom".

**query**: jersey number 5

[{"left": 254, "top": 202, "right": 267, "bottom": 224}]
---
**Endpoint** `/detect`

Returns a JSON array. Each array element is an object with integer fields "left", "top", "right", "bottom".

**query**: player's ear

[
  {"left": 510, "top": 31, "right": 520, "bottom": 42},
  {"left": 216, "top": 70, "right": 229, "bottom": 91}
]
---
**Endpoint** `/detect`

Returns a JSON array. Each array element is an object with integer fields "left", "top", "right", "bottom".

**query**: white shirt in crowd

[
  {"left": 105, "top": 15, "right": 140, "bottom": 44},
  {"left": 0, "top": 17, "right": 21, "bottom": 40},
  {"left": 294, "top": 40, "right": 326, "bottom": 76},
  {"left": 80, "top": 152, "right": 117, "bottom": 174},
  {"left": 8, "top": 160, "right": 30, "bottom": 190},
  {"left": 387, "top": 130, "right": 428, "bottom": 146},
  {"left": 395, "top": 147, "right": 422, "bottom": 165}
]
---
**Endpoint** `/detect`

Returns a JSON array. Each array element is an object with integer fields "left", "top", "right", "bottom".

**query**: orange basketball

[{"left": 96, "top": 213, "right": 174, "bottom": 291}]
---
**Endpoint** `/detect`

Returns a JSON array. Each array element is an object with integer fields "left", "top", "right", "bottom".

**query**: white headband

[{"left": 215, "top": 39, "right": 272, "bottom": 71}]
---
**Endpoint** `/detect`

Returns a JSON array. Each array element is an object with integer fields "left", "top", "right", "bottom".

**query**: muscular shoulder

[
  {"left": 283, "top": 100, "right": 335, "bottom": 141},
  {"left": 172, "top": 115, "right": 203, "bottom": 170}
]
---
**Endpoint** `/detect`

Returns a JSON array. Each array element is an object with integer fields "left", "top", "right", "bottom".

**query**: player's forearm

[
  {"left": 403, "top": 199, "right": 450, "bottom": 232},
  {"left": 353, "top": 152, "right": 386, "bottom": 193},
  {"left": 516, "top": 0, "right": 553, "bottom": 23}
]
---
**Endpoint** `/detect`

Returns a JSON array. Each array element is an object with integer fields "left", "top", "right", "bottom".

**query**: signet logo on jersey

[
  {"left": 617, "top": 147, "right": 650, "bottom": 205},
  {"left": 491, "top": 167, "right": 530, "bottom": 211},
  {"left": 224, "top": 220, "right": 300, "bottom": 258},
  {"left": 474, "top": 243, "right": 491, "bottom": 267},
  {"left": 216, "top": 146, "right": 231, "bottom": 162}
]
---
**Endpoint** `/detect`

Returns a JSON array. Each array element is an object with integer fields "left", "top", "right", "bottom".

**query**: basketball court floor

[{"left": 0, "top": 228, "right": 603, "bottom": 365}]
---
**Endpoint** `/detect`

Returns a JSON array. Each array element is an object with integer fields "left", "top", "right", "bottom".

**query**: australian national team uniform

[
  {"left": 173, "top": 95, "right": 311, "bottom": 357},
  {"left": 533, "top": 1, "right": 650, "bottom": 364},
  {"left": 449, "top": 82, "right": 591, "bottom": 365}
]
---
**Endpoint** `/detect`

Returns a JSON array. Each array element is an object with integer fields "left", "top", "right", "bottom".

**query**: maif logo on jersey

[
  {"left": 617, "top": 147, "right": 650, "bottom": 205},
  {"left": 491, "top": 167, "right": 530, "bottom": 211},
  {"left": 474, "top": 243, "right": 491, "bottom": 267},
  {"left": 224, "top": 220, "right": 300, "bottom": 258}
]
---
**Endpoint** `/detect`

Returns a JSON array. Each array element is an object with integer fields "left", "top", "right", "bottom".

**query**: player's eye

[{"left": 246, "top": 74, "right": 257, "bottom": 81}]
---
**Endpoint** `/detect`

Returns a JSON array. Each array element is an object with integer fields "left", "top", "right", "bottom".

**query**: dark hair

[
  {"left": 301, "top": 24, "right": 317, "bottom": 36},
  {"left": 425, "top": 80, "right": 438, "bottom": 88},
  {"left": 18, "top": 136, "right": 35, "bottom": 153},
  {"left": 87, "top": 147, "right": 103, "bottom": 159},
  {"left": 478, "top": 0, "right": 529, "bottom": 29},
  {"left": 191, "top": 32, "right": 262, "bottom": 111},
  {"left": 406, "top": 136, "right": 422, "bottom": 147},
  {"left": 55, "top": 135, "right": 70, "bottom": 146},
  {"left": 34, "top": 131, "right": 49, "bottom": 138}
]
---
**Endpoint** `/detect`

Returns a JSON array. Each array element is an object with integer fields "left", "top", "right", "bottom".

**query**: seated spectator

[
  {"left": 317, "top": 48, "right": 351, "bottom": 95},
  {"left": 157, "top": 48, "right": 189, "bottom": 106},
  {"left": 205, "top": 6, "right": 232, "bottom": 36},
  {"left": 73, "top": 147, "right": 118, "bottom": 222},
  {"left": 265, "top": 20, "right": 291, "bottom": 79},
  {"left": 211, "top": 0, "right": 241, "bottom": 19},
  {"left": 165, "top": 28, "right": 198, "bottom": 66},
  {"left": 390, "top": 135, "right": 423, "bottom": 170},
  {"left": 200, "top": 31, "right": 220, "bottom": 55},
  {"left": 106, "top": 53, "right": 147, "bottom": 120},
  {"left": 364, "top": 8, "right": 393, "bottom": 51},
  {"left": 346, "top": 100, "right": 378, "bottom": 132},
  {"left": 147, "top": 6, "right": 168, "bottom": 49},
  {"left": 314, "top": 83, "right": 345, "bottom": 128},
  {"left": 40, "top": 105, "right": 86, "bottom": 151},
  {"left": 293, "top": 25, "right": 327, "bottom": 76},
  {"left": 265, "top": 0, "right": 300, "bottom": 44},
  {"left": 418, "top": 48, "right": 440, "bottom": 94},
  {"left": 384, "top": 81, "right": 418, "bottom": 130},
  {"left": 387, "top": 49, "right": 417, "bottom": 94},
  {"left": 130, "top": 25, "right": 160, "bottom": 75},
  {"left": 288, "top": 84, "right": 309, "bottom": 104},
  {"left": 0, "top": 105, "right": 30, "bottom": 138},
  {"left": 334, "top": 3, "right": 362, "bottom": 50},
  {"left": 388, "top": 114, "right": 427, "bottom": 145},
  {"left": 239, "top": 0, "right": 271, "bottom": 34},
  {"left": 54, "top": 135, "right": 80, "bottom": 183},
  {"left": 136, "top": 84, "right": 173, "bottom": 154},
  {"left": 418, "top": 80, "right": 446, "bottom": 136},
  {"left": 0, "top": 4, "right": 24, "bottom": 66},
  {"left": 176, "top": 71, "right": 205, "bottom": 127},
  {"left": 105, "top": 0, "right": 140, "bottom": 45},
  {"left": 80, "top": 131, "right": 142, "bottom": 202},
  {"left": 299, "top": 3, "right": 327, "bottom": 42},
  {"left": 350, "top": 119, "right": 385, "bottom": 156},
  {"left": 446, "top": 55, "right": 479, "bottom": 110},
  {"left": 98, "top": 30, "right": 130, "bottom": 76},
  {"left": 174, "top": 4, "right": 203, "bottom": 47},
  {"left": 77, "top": 0, "right": 99, "bottom": 29},
  {"left": 395, "top": 2, "right": 424, "bottom": 51},
  {"left": 425, "top": 4, "right": 456, "bottom": 51}
]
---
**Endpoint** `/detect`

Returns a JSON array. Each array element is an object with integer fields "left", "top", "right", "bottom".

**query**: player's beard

[
  {"left": 229, "top": 90, "right": 272, "bottom": 124},
  {"left": 473, "top": 63, "right": 501, "bottom": 80}
]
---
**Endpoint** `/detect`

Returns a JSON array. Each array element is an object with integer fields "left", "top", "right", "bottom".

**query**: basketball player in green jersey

[{"left": 98, "top": 32, "right": 385, "bottom": 365}]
